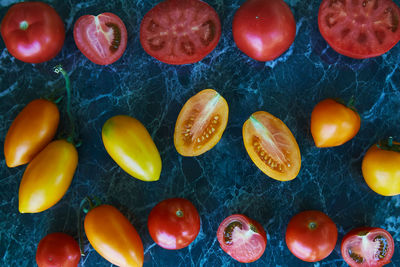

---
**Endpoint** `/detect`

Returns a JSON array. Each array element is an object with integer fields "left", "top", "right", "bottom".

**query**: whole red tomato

[
  {"left": 36, "top": 232, "right": 81, "bottom": 267},
  {"left": 232, "top": 0, "right": 296, "bottom": 61},
  {"left": 148, "top": 198, "right": 200, "bottom": 249},
  {"left": 285, "top": 210, "right": 338, "bottom": 262},
  {"left": 0, "top": 2, "right": 65, "bottom": 63}
]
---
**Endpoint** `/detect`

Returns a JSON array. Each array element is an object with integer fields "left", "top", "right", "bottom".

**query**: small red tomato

[
  {"left": 36, "top": 232, "right": 81, "bottom": 267},
  {"left": 285, "top": 210, "right": 338, "bottom": 262},
  {"left": 148, "top": 198, "right": 200, "bottom": 249},
  {"left": 217, "top": 214, "right": 267, "bottom": 263},
  {"left": 74, "top": 13, "right": 127, "bottom": 65}
]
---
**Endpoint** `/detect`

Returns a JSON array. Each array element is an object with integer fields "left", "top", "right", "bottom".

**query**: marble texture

[{"left": 1, "top": 0, "right": 400, "bottom": 266}]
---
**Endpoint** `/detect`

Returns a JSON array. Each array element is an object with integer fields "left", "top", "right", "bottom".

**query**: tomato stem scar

[
  {"left": 308, "top": 221, "right": 317, "bottom": 230},
  {"left": 19, "top": 21, "right": 28, "bottom": 30},
  {"left": 176, "top": 209, "right": 184, "bottom": 217}
]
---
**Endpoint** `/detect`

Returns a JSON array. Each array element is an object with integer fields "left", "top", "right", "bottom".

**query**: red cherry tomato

[
  {"left": 318, "top": 0, "right": 400, "bottom": 59},
  {"left": 74, "top": 13, "right": 127, "bottom": 65},
  {"left": 0, "top": 2, "right": 65, "bottom": 63},
  {"left": 217, "top": 214, "right": 267, "bottom": 263},
  {"left": 285, "top": 210, "right": 338, "bottom": 262},
  {"left": 140, "top": 0, "right": 221, "bottom": 65},
  {"left": 36, "top": 232, "right": 81, "bottom": 267},
  {"left": 148, "top": 198, "right": 200, "bottom": 250},
  {"left": 232, "top": 0, "right": 296, "bottom": 61}
]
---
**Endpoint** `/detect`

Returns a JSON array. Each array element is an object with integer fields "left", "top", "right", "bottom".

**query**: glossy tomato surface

[
  {"left": 102, "top": 115, "right": 162, "bottom": 181},
  {"left": 285, "top": 210, "right": 338, "bottom": 262},
  {"left": 84, "top": 204, "right": 144, "bottom": 267},
  {"left": 4, "top": 99, "right": 59, "bottom": 168},
  {"left": 318, "top": 0, "right": 400, "bottom": 58},
  {"left": 36, "top": 232, "right": 80, "bottom": 267},
  {"left": 148, "top": 198, "right": 200, "bottom": 249},
  {"left": 0, "top": 2, "right": 65, "bottom": 63},
  {"left": 311, "top": 99, "right": 361, "bottom": 147},
  {"left": 217, "top": 214, "right": 267, "bottom": 263},
  {"left": 242, "top": 111, "right": 301, "bottom": 181},
  {"left": 18, "top": 140, "right": 78, "bottom": 213},
  {"left": 341, "top": 227, "right": 394, "bottom": 267},
  {"left": 232, "top": 0, "right": 296, "bottom": 61},
  {"left": 174, "top": 89, "right": 229, "bottom": 156},
  {"left": 140, "top": 0, "right": 221, "bottom": 64},
  {"left": 74, "top": 12, "right": 127, "bottom": 65}
]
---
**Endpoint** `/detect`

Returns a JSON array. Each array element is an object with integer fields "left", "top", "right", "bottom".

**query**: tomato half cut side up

[
  {"left": 140, "top": 0, "right": 221, "bottom": 64},
  {"left": 341, "top": 227, "right": 394, "bottom": 266},
  {"left": 174, "top": 89, "right": 229, "bottom": 156},
  {"left": 243, "top": 111, "right": 301, "bottom": 181},
  {"left": 73, "top": 12, "right": 127, "bottom": 65},
  {"left": 318, "top": 0, "right": 400, "bottom": 59}
]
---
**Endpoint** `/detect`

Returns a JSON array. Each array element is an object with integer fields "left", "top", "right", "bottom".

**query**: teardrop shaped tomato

[
  {"left": 243, "top": 111, "right": 301, "bottom": 181},
  {"left": 174, "top": 89, "right": 229, "bottom": 156},
  {"left": 102, "top": 115, "right": 162, "bottom": 181},
  {"left": 4, "top": 99, "right": 59, "bottom": 168},
  {"left": 84, "top": 205, "right": 144, "bottom": 267},
  {"left": 19, "top": 140, "right": 78, "bottom": 213}
]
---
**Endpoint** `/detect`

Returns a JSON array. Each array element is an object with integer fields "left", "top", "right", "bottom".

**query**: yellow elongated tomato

[
  {"left": 19, "top": 140, "right": 78, "bottom": 213},
  {"left": 102, "top": 115, "right": 162, "bottom": 182},
  {"left": 4, "top": 99, "right": 59, "bottom": 167},
  {"left": 84, "top": 205, "right": 144, "bottom": 267}
]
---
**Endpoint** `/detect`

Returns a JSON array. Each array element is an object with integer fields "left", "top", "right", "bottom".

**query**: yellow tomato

[
  {"left": 19, "top": 140, "right": 78, "bottom": 213},
  {"left": 102, "top": 115, "right": 162, "bottom": 182}
]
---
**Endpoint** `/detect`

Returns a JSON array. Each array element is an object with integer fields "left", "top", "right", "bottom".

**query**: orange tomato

[
  {"left": 311, "top": 99, "right": 360, "bottom": 147},
  {"left": 4, "top": 99, "right": 59, "bottom": 167},
  {"left": 174, "top": 89, "right": 229, "bottom": 156},
  {"left": 84, "top": 204, "right": 144, "bottom": 267},
  {"left": 243, "top": 111, "right": 301, "bottom": 181},
  {"left": 19, "top": 140, "right": 78, "bottom": 213}
]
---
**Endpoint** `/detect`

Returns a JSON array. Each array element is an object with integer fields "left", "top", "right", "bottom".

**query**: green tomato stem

[
  {"left": 78, "top": 197, "right": 102, "bottom": 257},
  {"left": 377, "top": 137, "right": 400, "bottom": 152}
]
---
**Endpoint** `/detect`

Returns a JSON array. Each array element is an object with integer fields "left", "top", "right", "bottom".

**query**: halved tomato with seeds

[
  {"left": 174, "top": 89, "right": 228, "bottom": 156},
  {"left": 242, "top": 111, "right": 301, "bottom": 181}
]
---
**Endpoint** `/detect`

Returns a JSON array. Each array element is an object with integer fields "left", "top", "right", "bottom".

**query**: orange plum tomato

[
  {"left": 174, "top": 89, "right": 229, "bottom": 157},
  {"left": 18, "top": 140, "right": 78, "bottom": 213},
  {"left": 242, "top": 111, "right": 301, "bottom": 181},
  {"left": 4, "top": 99, "right": 59, "bottom": 168},
  {"left": 311, "top": 99, "right": 360, "bottom": 147},
  {"left": 84, "top": 204, "right": 144, "bottom": 267},
  {"left": 102, "top": 115, "right": 162, "bottom": 181}
]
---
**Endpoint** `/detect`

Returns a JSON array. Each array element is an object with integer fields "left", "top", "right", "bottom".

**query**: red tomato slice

[
  {"left": 140, "top": 0, "right": 221, "bottom": 64},
  {"left": 318, "top": 0, "right": 400, "bottom": 59},
  {"left": 217, "top": 214, "right": 267, "bottom": 263},
  {"left": 73, "top": 13, "right": 127, "bottom": 65}
]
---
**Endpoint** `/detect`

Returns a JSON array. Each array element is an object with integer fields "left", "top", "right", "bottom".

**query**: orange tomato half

[
  {"left": 84, "top": 205, "right": 144, "bottom": 267},
  {"left": 4, "top": 99, "right": 59, "bottom": 167},
  {"left": 174, "top": 89, "right": 229, "bottom": 156},
  {"left": 243, "top": 111, "right": 301, "bottom": 181}
]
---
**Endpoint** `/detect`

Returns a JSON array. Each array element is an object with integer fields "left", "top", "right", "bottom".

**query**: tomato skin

[
  {"left": 0, "top": 2, "right": 65, "bottom": 63},
  {"left": 311, "top": 99, "right": 361, "bottom": 148},
  {"left": 148, "top": 198, "right": 200, "bottom": 250},
  {"left": 4, "top": 99, "right": 59, "bottom": 168},
  {"left": 232, "top": 0, "right": 296, "bottom": 61},
  {"left": 84, "top": 205, "right": 144, "bottom": 267},
  {"left": 362, "top": 143, "right": 400, "bottom": 196},
  {"left": 36, "top": 232, "right": 81, "bottom": 267},
  {"left": 285, "top": 210, "right": 338, "bottom": 262},
  {"left": 18, "top": 140, "right": 78, "bottom": 213}
]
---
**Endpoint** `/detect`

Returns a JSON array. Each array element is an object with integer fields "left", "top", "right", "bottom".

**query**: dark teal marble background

[{"left": 1, "top": 0, "right": 400, "bottom": 266}]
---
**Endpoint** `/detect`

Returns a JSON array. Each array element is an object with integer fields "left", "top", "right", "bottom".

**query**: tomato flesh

[{"left": 140, "top": 0, "right": 221, "bottom": 64}]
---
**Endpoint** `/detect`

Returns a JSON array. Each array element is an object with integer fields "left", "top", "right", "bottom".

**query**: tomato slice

[
  {"left": 140, "top": 0, "right": 221, "bottom": 64},
  {"left": 217, "top": 214, "right": 267, "bottom": 263},
  {"left": 242, "top": 111, "right": 301, "bottom": 181},
  {"left": 341, "top": 227, "right": 394, "bottom": 267},
  {"left": 73, "top": 12, "right": 127, "bottom": 65},
  {"left": 174, "top": 89, "right": 228, "bottom": 156},
  {"left": 318, "top": 0, "right": 400, "bottom": 59}
]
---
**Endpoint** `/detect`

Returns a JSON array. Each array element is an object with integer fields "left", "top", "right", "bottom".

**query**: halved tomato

[
  {"left": 140, "top": 0, "right": 221, "bottom": 64},
  {"left": 242, "top": 111, "right": 301, "bottom": 181},
  {"left": 174, "top": 89, "right": 228, "bottom": 156}
]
